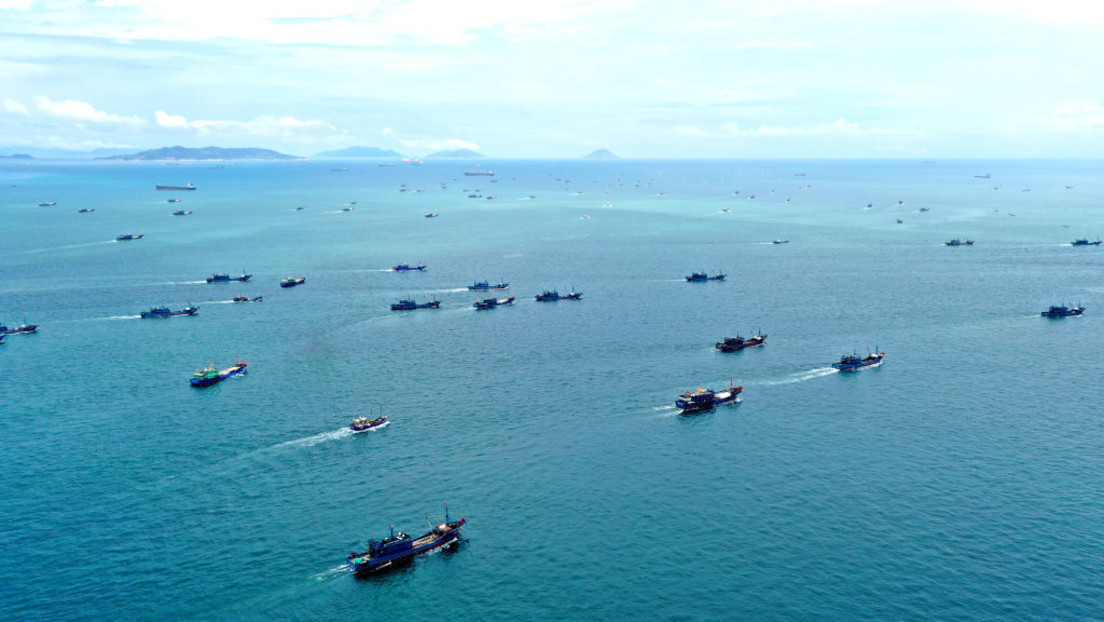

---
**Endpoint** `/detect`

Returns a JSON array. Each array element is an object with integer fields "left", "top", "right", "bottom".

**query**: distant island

[
  {"left": 0, "top": 153, "right": 32, "bottom": 159},
  {"left": 314, "top": 146, "right": 405, "bottom": 159},
  {"left": 582, "top": 149, "right": 619, "bottom": 160},
  {"left": 424, "top": 148, "right": 484, "bottom": 159},
  {"left": 100, "top": 146, "right": 302, "bottom": 161}
]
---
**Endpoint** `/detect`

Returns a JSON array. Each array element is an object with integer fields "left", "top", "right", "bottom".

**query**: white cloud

[
  {"left": 1053, "top": 101, "right": 1104, "bottom": 129},
  {"left": 153, "top": 111, "right": 333, "bottom": 135},
  {"left": 155, "top": 110, "right": 189, "bottom": 128},
  {"left": 675, "top": 125, "right": 709, "bottom": 137},
  {"left": 391, "top": 133, "right": 479, "bottom": 153},
  {"left": 723, "top": 119, "right": 922, "bottom": 137},
  {"left": 34, "top": 96, "right": 143, "bottom": 125},
  {"left": 2, "top": 99, "right": 29, "bottom": 115}
]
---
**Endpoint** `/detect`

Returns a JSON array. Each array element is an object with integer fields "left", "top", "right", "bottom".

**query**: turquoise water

[{"left": 3, "top": 159, "right": 1104, "bottom": 620}]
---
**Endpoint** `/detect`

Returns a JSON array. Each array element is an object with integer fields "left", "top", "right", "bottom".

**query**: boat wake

[
  {"left": 758, "top": 366, "right": 839, "bottom": 385},
  {"left": 96, "top": 314, "right": 142, "bottom": 321},
  {"left": 270, "top": 428, "right": 354, "bottom": 452},
  {"left": 311, "top": 565, "right": 353, "bottom": 581},
  {"left": 23, "top": 240, "right": 118, "bottom": 254}
]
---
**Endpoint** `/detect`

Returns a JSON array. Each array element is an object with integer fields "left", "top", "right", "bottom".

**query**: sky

[{"left": 1, "top": 0, "right": 1103, "bottom": 158}]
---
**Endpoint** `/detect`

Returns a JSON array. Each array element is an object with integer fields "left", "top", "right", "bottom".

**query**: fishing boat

[
  {"left": 773, "top": 239, "right": 790, "bottom": 244},
  {"left": 116, "top": 233, "right": 144, "bottom": 241},
  {"left": 141, "top": 304, "right": 198, "bottom": 318},
  {"left": 280, "top": 276, "right": 306, "bottom": 287},
  {"left": 832, "top": 351, "right": 886, "bottom": 371},
  {"left": 468, "top": 280, "right": 509, "bottom": 290},
  {"left": 675, "top": 380, "right": 744, "bottom": 414},
  {"left": 715, "top": 333, "right": 766, "bottom": 352},
  {"left": 1041, "top": 304, "right": 1085, "bottom": 318},
  {"left": 156, "top": 183, "right": 196, "bottom": 190},
  {"left": 189, "top": 359, "right": 248, "bottom": 387},
  {"left": 425, "top": 212, "right": 439, "bottom": 218},
  {"left": 341, "top": 206, "right": 355, "bottom": 212},
  {"left": 1, "top": 321, "right": 39, "bottom": 335},
  {"left": 167, "top": 198, "right": 182, "bottom": 203},
  {"left": 1071, "top": 239, "right": 1102, "bottom": 246},
  {"left": 78, "top": 208, "right": 95, "bottom": 213},
  {"left": 232, "top": 295, "right": 263, "bottom": 303},
  {"left": 172, "top": 209, "right": 193, "bottom": 216},
  {"left": 686, "top": 272, "right": 726, "bottom": 282},
  {"left": 391, "top": 299, "right": 441, "bottom": 311},
  {"left": 392, "top": 264, "right": 426, "bottom": 272},
  {"left": 38, "top": 201, "right": 56, "bottom": 207},
  {"left": 346, "top": 506, "right": 467, "bottom": 574},
  {"left": 945, "top": 238, "right": 974, "bottom": 246},
  {"left": 473, "top": 296, "right": 515, "bottom": 309},
  {"left": 535, "top": 289, "right": 583, "bottom": 301},
  {"left": 350, "top": 414, "right": 389, "bottom": 432},
  {"left": 208, "top": 272, "right": 253, "bottom": 283}
]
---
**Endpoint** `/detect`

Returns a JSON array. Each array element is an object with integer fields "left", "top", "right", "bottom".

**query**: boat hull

[{"left": 347, "top": 520, "right": 466, "bottom": 574}]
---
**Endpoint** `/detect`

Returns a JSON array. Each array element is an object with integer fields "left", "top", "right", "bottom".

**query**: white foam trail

[
  {"left": 759, "top": 366, "right": 839, "bottom": 385},
  {"left": 23, "top": 240, "right": 117, "bottom": 254},
  {"left": 97, "top": 314, "right": 142, "bottom": 321},
  {"left": 271, "top": 428, "right": 353, "bottom": 451}
]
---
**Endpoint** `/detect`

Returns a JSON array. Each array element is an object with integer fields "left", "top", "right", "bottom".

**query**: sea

[{"left": 2, "top": 158, "right": 1104, "bottom": 621}]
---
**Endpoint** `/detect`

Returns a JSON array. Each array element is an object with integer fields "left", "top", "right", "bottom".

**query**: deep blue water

[{"left": 3, "top": 159, "right": 1104, "bottom": 620}]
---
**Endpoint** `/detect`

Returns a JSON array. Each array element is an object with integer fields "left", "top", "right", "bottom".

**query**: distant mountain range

[
  {"left": 101, "top": 146, "right": 301, "bottom": 161},
  {"left": 314, "top": 146, "right": 405, "bottom": 159},
  {"left": 424, "top": 149, "right": 484, "bottom": 159},
  {"left": 0, "top": 153, "right": 32, "bottom": 159},
  {"left": 582, "top": 149, "right": 619, "bottom": 160}
]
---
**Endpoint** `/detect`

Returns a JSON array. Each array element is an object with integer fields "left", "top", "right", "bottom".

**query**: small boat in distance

[
  {"left": 918, "top": 207, "right": 930, "bottom": 212},
  {"left": 773, "top": 239, "right": 790, "bottom": 244},
  {"left": 116, "top": 233, "right": 144, "bottom": 241},
  {"left": 1071, "top": 239, "right": 1102, "bottom": 246},
  {"left": 686, "top": 272, "right": 726, "bottom": 282},
  {"left": 473, "top": 296, "right": 515, "bottom": 309},
  {"left": 391, "top": 299, "right": 441, "bottom": 311},
  {"left": 945, "top": 238, "right": 974, "bottom": 246},
  {"left": 832, "top": 351, "right": 886, "bottom": 371},
  {"left": 141, "top": 304, "right": 198, "bottom": 318},
  {"left": 1041, "top": 304, "right": 1085, "bottom": 318},
  {"left": 468, "top": 281, "right": 509, "bottom": 290},
  {"left": 425, "top": 212, "right": 439, "bottom": 218},
  {"left": 676, "top": 380, "right": 744, "bottom": 414},
  {"left": 208, "top": 272, "right": 253, "bottom": 283},
  {"left": 393, "top": 264, "right": 426, "bottom": 272},
  {"left": 167, "top": 198, "right": 182, "bottom": 203},
  {"left": 716, "top": 333, "right": 766, "bottom": 352},
  {"left": 78, "top": 208, "right": 95, "bottom": 213},
  {"left": 464, "top": 170, "right": 495, "bottom": 176},
  {"left": 346, "top": 505, "right": 466, "bottom": 574},
  {"left": 172, "top": 209, "right": 193, "bottom": 216},
  {"left": 156, "top": 183, "right": 196, "bottom": 190},
  {"left": 1, "top": 321, "right": 40, "bottom": 335},
  {"left": 233, "top": 295, "right": 263, "bottom": 303},
  {"left": 190, "top": 359, "right": 248, "bottom": 387},
  {"left": 38, "top": 201, "right": 56, "bottom": 207},
  {"left": 350, "top": 415, "right": 389, "bottom": 432},
  {"left": 535, "top": 289, "right": 583, "bottom": 301},
  {"left": 280, "top": 276, "right": 306, "bottom": 288}
]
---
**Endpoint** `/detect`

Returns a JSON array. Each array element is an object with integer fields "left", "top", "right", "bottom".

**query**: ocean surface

[{"left": 3, "top": 158, "right": 1104, "bottom": 621}]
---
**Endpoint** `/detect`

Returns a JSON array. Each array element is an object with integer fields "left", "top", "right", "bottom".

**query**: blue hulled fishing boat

[
  {"left": 535, "top": 289, "right": 583, "bottom": 301},
  {"left": 350, "top": 415, "right": 389, "bottom": 432},
  {"left": 473, "top": 296, "right": 515, "bottom": 309},
  {"left": 280, "top": 276, "right": 306, "bottom": 287},
  {"left": 1041, "top": 304, "right": 1084, "bottom": 318},
  {"left": 391, "top": 299, "right": 441, "bottom": 311},
  {"left": 141, "top": 305, "right": 198, "bottom": 318},
  {"left": 468, "top": 280, "right": 509, "bottom": 290},
  {"left": 346, "top": 506, "right": 466, "bottom": 574},
  {"left": 676, "top": 380, "right": 743, "bottom": 414},
  {"left": 1071, "top": 239, "right": 1102, "bottom": 246},
  {"left": 189, "top": 359, "right": 248, "bottom": 387},
  {"left": 1, "top": 321, "right": 39, "bottom": 335},
  {"left": 393, "top": 264, "right": 426, "bottom": 272},
  {"left": 715, "top": 333, "right": 766, "bottom": 352},
  {"left": 686, "top": 271, "right": 726, "bottom": 282},
  {"left": 832, "top": 351, "right": 886, "bottom": 371}
]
